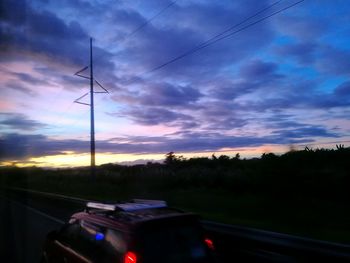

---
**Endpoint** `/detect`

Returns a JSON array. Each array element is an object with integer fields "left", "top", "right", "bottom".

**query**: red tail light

[
  {"left": 204, "top": 238, "right": 215, "bottom": 250},
  {"left": 124, "top": 251, "right": 137, "bottom": 263}
]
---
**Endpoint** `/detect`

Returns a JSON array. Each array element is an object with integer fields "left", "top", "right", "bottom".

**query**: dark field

[{"left": 1, "top": 147, "right": 349, "bottom": 244}]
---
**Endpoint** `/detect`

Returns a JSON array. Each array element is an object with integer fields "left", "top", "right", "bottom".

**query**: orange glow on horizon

[
  {"left": 1, "top": 141, "right": 346, "bottom": 168},
  {"left": 0, "top": 144, "right": 291, "bottom": 168}
]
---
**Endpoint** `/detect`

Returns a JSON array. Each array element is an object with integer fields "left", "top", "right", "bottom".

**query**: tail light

[
  {"left": 204, "top": 238, "right": 215, "bottom": 250},
  {"left": 124, "top": 251, "right": 137, "bottom": 263}
]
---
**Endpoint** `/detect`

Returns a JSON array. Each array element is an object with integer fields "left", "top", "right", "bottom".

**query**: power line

[
  {"left": 145, "top": 0, "right": 304, "bottom": 75},
  {"left": 180, "top": 0, "right": 283, "bottom": 56},
  {"left": 127, "top": 0, "right": 178, "bottom": 38},
  {"left": 67, "top": 3, "right": 180, "bottom": 169},
  {"left": 93, "top": 1, "right": 178, "bottom": 67},
  {"left": 45, "top": 1, "right": 178, "bottom": 139},
  {"left": 51, "top": 0, "right": 303, "bottom": 135}
]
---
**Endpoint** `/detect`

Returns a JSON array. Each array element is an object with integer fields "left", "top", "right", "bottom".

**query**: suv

[{"left": 41, "top": 199, "right": 216, "bottom": 263}]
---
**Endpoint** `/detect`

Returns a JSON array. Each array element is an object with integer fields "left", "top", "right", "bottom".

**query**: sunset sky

[{"left": 1, "top": 0, "right": 350, "bottom": 167}]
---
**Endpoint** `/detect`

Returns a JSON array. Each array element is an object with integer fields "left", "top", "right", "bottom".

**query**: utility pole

[
  {"left": 89, "top": 38, "right": 96, "bottom": 177},
  {"left": 74, "top": 38, "right": 109, "bottom": 177}
]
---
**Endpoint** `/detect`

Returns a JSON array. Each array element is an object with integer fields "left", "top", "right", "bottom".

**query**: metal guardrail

[
  {"left": 3, "top": 187, "right": 350, "bottom": 262},
  {"left": 202, "top": 220, "right": 350, "bottom": 262}
]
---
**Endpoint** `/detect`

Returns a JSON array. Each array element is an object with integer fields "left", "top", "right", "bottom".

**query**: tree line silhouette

[{"left": 1, "top": 146, "right": 349, "bottom": 203}]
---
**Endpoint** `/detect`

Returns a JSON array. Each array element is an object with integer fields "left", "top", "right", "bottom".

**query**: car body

[{"left": 41, "top": 199, "right": 216, "bottom": 263}]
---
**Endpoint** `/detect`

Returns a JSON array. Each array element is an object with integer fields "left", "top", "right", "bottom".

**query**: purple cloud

[
  {"left": 0, "top": 123, "right": 340, "bottom": 161},
  {"left": 139, "top": 83, "right": 202, "bottom": 107},
  {"left": 119, "top": 107, "right": 195, "bottom": 127}
]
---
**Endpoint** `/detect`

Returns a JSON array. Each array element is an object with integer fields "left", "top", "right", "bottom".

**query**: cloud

[
  {"left": 272, "top": 126, "right": 340, "bottom": 139},
  {"left": 195, "top": 102, "right": 248, "bottom": 130},
  {"left": 109, "top": 81, "right": 202, "bottom": 129},
  {"left": 0, "top": 132, "right": 294, "bottom": 161},
  {"left": 264, "top": 114, "right": 307, "bottom": 130},
  {"left": 138, "top": 83, "right": 202, "bottom": 107},
  {"left": 230, "top": 77, "right": 350, "bottom": 113},
  {"left": 275, "top": 14, "right": 327, "bottom": 41},
  {"left": 275, "top": 42, "right": 318, "bottom": 64},
  {"left": 334, "top": 81, "right": 350, "bottom": 96},
  {"left": 239, "top": 60, "right": 280, "bottom": 79},
  {"left": 1, "top": 122, "right": 339, "bottom": 161},
  {"left": 0, "top": 0, "right": 349, "bottom": 164},
  {"left": 119, "top": 107, "right": 195, "bottom": 127},
  {"left": 0, "top": 133, "right": 80, "bottom": 160},
  {"left": 0, "top": 0, "right": 113, "bottom": 71},
  {"left": 316, "top": 46, "right": 350, "bottom": 76},
  {"left": 0, "top": 0, "right": 27, "bottom": 25},
  {"left": 110, "top": 0, "right": 276, "bottom": 80},
  {"left": 209, "top": 60, "right": 284, "bottom": 101},
  {"left": 0, "top": 113, "right": 47, "bottom": 131},
  {"left": 0, "top": 67, "right": 51, "bottom": 96},
  {"left": 208, "top": 78, "right": 258, "bottom": 100},
  {"left": 10, "top": 72, "right": 44, "bottom": 85},
  {"left": 4, "top": 82, "right": 37, "bottom": 96}
]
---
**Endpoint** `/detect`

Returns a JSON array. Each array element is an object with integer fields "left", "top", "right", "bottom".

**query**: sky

[{"left": 1, "top": 0, "right": 350, "bottom": 167}]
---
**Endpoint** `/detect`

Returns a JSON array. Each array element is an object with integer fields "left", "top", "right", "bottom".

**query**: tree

[{"left": 164, "top": 152, "right": 184, "bottom": 165}]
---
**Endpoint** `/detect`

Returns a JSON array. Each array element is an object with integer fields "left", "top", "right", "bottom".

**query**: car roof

[{"left": 71, "top": 200, "right": 198, "bottom": 232}]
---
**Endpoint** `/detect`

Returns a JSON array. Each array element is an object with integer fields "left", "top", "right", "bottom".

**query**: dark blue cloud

[
  {"left": 316, "top": 46, "right": 350, "bottom": 76},
  {"left": 0, "top": 0, "right": 113, "bottom": 71},
  {"left": 334, "top": 81, "right": 350, "bottom": 96},
  {"left": 275, "top": 42, "right": 317, "bottom": 64},
  {"left": 0, "top": 0, "right": 27, "bottom": 25},
  {"left": 26, "top": 11, "right": 86, "bottom": 39},
  {"left": 239, "top": 60, "right": 280, "bottom": 79}
]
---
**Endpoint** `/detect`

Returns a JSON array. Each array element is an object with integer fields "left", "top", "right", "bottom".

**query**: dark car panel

[{"left": 135, "top": 222, "right": 213, "bottom": 263}]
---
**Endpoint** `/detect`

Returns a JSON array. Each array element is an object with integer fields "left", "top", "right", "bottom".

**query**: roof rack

[
  {"left": 86, "top": 199, "right": 167, "bottom": 213},
  {"left": 86, "top": 202, "right": 115, "bottom": 211}
]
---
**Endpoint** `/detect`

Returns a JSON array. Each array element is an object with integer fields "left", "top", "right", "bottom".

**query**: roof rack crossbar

[
  {"left": 86, "top": 199, "right": 167, "bottom": 213},
  {"left": 86, "top": 202, "right": 115, "bottom": 211},
  {"left": 132, "top": 199, "right": 167, "bottom": 205}
]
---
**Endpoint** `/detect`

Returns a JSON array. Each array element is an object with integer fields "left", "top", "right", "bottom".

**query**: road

[
  {"left": 1, "top": 189, "right": 349, "bottom": 263},
  {"left": 0, "top": 194, "right": 63, "bottom": 263}
]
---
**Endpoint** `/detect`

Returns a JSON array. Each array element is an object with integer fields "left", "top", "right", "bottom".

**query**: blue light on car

[{"left": 95, "top": 232, "right": 104, "bottom": 241}]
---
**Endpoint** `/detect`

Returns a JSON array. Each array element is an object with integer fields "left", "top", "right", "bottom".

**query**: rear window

[{"left": 136, "top": 222, "right": 213, "bottom": 263}]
